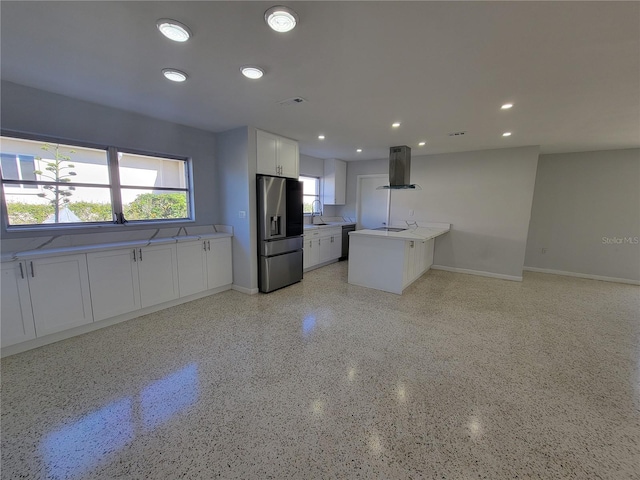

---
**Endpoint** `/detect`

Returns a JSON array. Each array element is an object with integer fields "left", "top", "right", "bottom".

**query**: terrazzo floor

[{"left": 1, "top": 263, "right": 639, "bottom": 479}]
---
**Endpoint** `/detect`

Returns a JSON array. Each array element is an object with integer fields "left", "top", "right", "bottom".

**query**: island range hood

[{"left": 377, "top": 145, "right": 421, "bottom": 190}]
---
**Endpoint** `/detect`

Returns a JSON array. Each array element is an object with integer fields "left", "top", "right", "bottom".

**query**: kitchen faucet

[{"left": 311, "top": 199, "right": 323, "bottom": 220}]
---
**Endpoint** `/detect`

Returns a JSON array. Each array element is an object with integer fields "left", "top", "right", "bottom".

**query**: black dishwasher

[{"left": 340, "top": 224, "right": 356, "bottom": 260}]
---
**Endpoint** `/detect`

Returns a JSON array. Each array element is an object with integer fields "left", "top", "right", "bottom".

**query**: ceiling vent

[
  {"left": 448, "top": 131, "right": 467, "bottom": 137},
  {"left": 277, "top": 97, "right": 307, "bottom": 106}
]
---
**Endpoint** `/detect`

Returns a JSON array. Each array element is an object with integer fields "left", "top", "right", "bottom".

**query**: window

[
  {"left": 300, "top": 175, "right": 320, "bottom": 214},
  {"left": 1, "top": 135, "right": 191, "bottom": 227}
]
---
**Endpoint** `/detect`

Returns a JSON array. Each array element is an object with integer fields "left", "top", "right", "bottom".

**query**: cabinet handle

[
  {"left": 208, "top": 240, "right": 211, "bottom": 250},
  {"left": 410, "top": 241, "right": 414, "bottom": 248},
  {"left": 30, "top": 261, "right": 35, "bottom": 277},
  {"left": 19, "top": 262, "right": 24, "bottom": 279},
  {"left": 203, "top": 241, "right": 207, "bottom": 251},
  {"left": 139, "top": 248, "right": 143, "bottom": 261},
  {"left": 133, "top": 249, "right": 137, "bottom": 262}
]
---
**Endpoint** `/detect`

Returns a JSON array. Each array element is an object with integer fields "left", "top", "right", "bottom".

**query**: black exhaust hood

[{"left": 377, "top": 145, "right": 421, "bottom": 190}]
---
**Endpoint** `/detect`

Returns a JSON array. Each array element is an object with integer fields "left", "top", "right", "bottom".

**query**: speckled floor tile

[{"left": 2, "top": 264, "right": 639, "bottom": 479}]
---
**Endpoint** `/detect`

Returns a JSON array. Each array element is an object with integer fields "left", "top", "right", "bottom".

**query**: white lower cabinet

[
  {"left": 87, "top": 249, "right": 141, "bottom": 321},
  {"left": 28, "top": 254, "right": 93, "bottom": 337},
  {"left": 304, "top": 227, "right": 341, "bottom": 271},
  {"left": 2, "top": 235, "right": 233, "bottom": 351},
  {"left": 177, "top": 237, "right": 232, "bottom": 296},
  {"left": 88, "top": 243, "right": 178, "bottom": 319},
  {"left": 137, "top": 244, "right": 180, "bottom": 308},
  {"left": 1, "top": 262, "right": 35, "bottom": 347},
  {"left": 207, "top": 237, "right": 233, "bottom": 289},
  {"left": 402, "top": 238, "right": 434, "bottom": 289},
  {"left": 177, "top": 241, "right": 208, "bottom": 296}
]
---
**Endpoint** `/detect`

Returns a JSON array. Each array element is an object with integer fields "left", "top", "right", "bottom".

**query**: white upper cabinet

[
  {"left": 323, "top": 158, "right": 346, "bottom": 205},
  {"left": 28, "top": 254, "right": 93, "bottom": 337},
  {"left": 256, "top": 129, "right": 299, "bottom": 178},
  {"left": 1, "top": 262, "right": 35, "bottom": 347},
  {"left": 277, "top": 136, "right": 299, "bottom": 178}
]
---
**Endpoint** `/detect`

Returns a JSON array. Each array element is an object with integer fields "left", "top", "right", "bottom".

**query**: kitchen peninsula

[{"left": 347, "top": 223, "right": 450, "bottom": 294}]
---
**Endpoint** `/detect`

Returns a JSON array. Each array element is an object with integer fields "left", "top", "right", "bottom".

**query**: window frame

[
  {"left": 299, "top": 175, "right": 321, "bottom": 215},
  {"left": 0, "top": 130, "right": 194, "bottom": 230}
]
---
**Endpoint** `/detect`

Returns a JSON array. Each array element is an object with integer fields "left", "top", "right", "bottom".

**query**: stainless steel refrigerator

[{"left": 257, "top": 175, "right": 303, "bottom": 293}]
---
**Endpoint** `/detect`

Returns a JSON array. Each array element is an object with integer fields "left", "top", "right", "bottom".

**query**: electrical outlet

[
  {"left": 409, "top": 210, "right": 414, "bottom": 217},
  {"left": 541, "top": 248, "right": 547, "bottom": 254},
  {"left": 238, "top": 210, "right": 246, "bottom": 219}
]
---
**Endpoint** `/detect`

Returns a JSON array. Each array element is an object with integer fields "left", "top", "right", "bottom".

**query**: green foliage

[
  {"left": 5, "top": 193, "right": 188, "bottom": 226},
  {"left": 124, "top": 193, "right": 188, "bottom": 220},
  {"left": 5, "top": 202, "right": 112, "bottom": 225},
  {"left": 67, "top": 202, "right": 113, "bottom": 222},
  {"left": 5, "top": 202, "right": 54, "bottom": 225}
]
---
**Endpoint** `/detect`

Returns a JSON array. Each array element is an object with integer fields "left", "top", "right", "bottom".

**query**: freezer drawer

[
  {"left": 261, "top": 236, "right": 303, "bottom": 257},
  {"left": 259, "top": 250, "right": 303, "bottom": 293}
]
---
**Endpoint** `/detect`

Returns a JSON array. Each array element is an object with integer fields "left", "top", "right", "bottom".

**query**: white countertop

[
  {"left": 1, "top": 226, "right": 233, "bottom": 262},
  {"left": 304, "top": 217, "right": 356, "bottom": 231},
  {"left": 349, "top": 224, "right": 450, "bottom": 241}
]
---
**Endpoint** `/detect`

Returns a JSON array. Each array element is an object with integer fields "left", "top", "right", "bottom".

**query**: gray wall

[
  {"left": 215, "top": 127, "right": 258, "bottom": 292},
  {"left": 525, "top": 149, "right": 640, "bottom": 281},
  {"left": 337, "top": 147, "right": 540, "bottom": 279},
  {"left": 299, "top": 154, "right": 324, "bottom": 178},
  {"left": 0, "top": 81, "right": 218, "bottom": 238}
]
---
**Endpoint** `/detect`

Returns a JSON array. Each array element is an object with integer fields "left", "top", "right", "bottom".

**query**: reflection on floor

[{"left": 2, "top": 263, "right": 639, "bottom": 479}]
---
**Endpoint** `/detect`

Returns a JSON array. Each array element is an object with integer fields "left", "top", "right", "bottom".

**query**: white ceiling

[{"left": 1, "top": 1, "right": 639, "bottom": 161}]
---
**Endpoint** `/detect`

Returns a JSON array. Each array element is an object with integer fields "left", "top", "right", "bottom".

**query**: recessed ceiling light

[
  {"left": 240, "top": 66, "right": 264, "bottom": 79},
  {"left": 502, "top": 132, "right": 512, "bottom": 137},
  {"left": 265, "top": 6, "right": 299, "bottom": 33},
  {"left": 392, "top": 122, "right": 401, "bottom": 128},
  {"left": 418, "top": 141, "right": 426, "bottom": 146},
  {"left": 156, "top": 19, "right": 191, "bottom": 42},
  {"left": 501, "top": 103, "right": 513, "bottom": 110},
  {"left": 162, "top": 68, "right": 188, "bottom": 82},
  {"left": 318, "top": 135, "right": 325, "bottom": 140},
  {"left": 356, "top": 149, "right": 362, "bottom": 153}
]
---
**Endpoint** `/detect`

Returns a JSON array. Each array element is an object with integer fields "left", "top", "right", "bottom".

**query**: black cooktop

[{"left": 373, "top": 227, "right": 407, "bottom": 232}]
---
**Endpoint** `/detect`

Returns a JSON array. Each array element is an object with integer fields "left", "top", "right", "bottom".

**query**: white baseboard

[
  {"left": 430, "top": 265, "right": 523, "bottom": 282},
  {"left": 231, "top": 284, "right": 259, "bottom": 295},
  {"left": 1, "top": 284, "right": 232, "bottom": 358},
  {"left": 523, "top": 267, "right": 640, "bottom": 285}
]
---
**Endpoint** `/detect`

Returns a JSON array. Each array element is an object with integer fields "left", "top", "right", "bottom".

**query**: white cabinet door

[
  {"left": 318, "top": 235, "right": 333, "bottom": 264},
  {"left": 137, "top": 244, "right": 179, "bottom": 308},
  {"left": 28, "top": 254, "right": 93, "bottom": 336},
  {"left": 207, "top": 237, "right": 233, "bottom": 289},
  {"left": 403, "top": 241, "right": 417, "bottom": 288},
  {"left": 256, "top": 129, "right": 278, "bottom": 176},
  {"left": 330, "top": 234, "right": 342, "bottom": 260},
  {"left": 323, "top": 158, "right": 346, "bottom": 205},
  {"left": 1, "top": 262, "right": 35, "bottom": 347},
  {"left": 87, "top": 249, "right": 141, "bottom": 321},
  {"left": 278, "top": 137, "right": 299, "bottom": 179},
  {"left": 177, "top": 240, "right": 208, "bottom": 297},
  {"left": 304, "top": 237, "right": 320, "bottom": 269}
]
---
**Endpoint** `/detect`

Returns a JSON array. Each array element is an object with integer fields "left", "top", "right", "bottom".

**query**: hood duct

[{"left": 377, "top": 145, "right": 421, "bottom": 190}]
